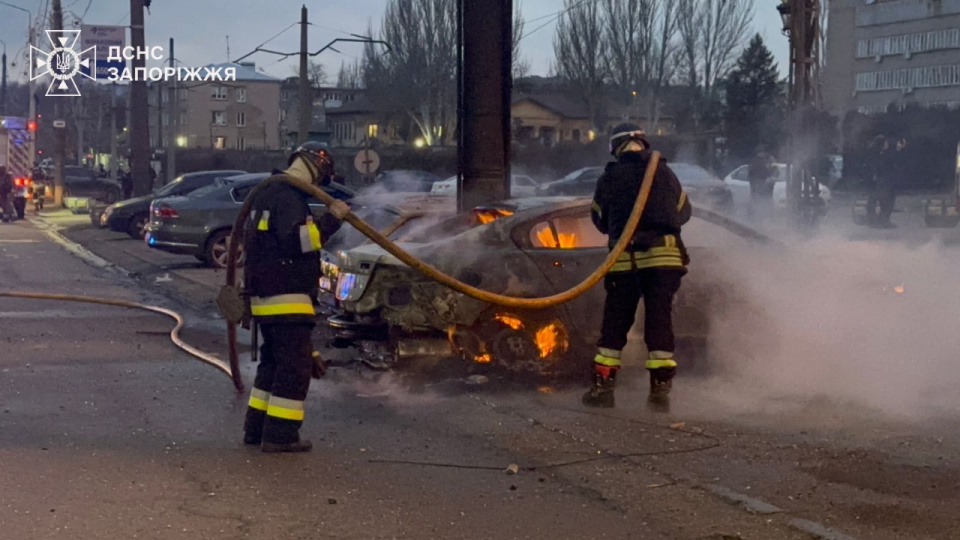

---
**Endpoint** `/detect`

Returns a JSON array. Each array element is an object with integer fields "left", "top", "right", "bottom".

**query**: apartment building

[{"left": 823, "top": 0, "right": 960, "bottom": 115}]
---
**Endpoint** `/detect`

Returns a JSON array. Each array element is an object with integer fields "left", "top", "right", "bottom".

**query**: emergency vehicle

[{"left": 0, "top": 117, "right": 36, "bottom": 220}]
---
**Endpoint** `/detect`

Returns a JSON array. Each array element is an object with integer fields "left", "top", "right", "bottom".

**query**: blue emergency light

[{"left": 1, "top": 117, "right": 27, "bottom": 130}]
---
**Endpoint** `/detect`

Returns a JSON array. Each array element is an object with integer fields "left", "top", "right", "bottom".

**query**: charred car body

[{"left": 326, "top": 197, "right": 744, "bottom": 374}]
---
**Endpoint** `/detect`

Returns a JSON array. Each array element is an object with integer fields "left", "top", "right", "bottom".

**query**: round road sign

[{"left": 354, "top": 149, "right": 381, "bottom": 175}]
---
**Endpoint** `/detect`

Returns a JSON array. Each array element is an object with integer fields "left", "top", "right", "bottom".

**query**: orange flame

[
  {"left": 534, "top": 227, "right": 578, "bottom": 249},
  {"left": 474, "top": 353, "right": 493, "bottom": 364},
  {"left": 535, "top": 324, "right": 559, "bottom": 358},
  {"left": 894, "top": 284, "right": 905, "bottom": 294},
  {"left": 495, "top": 314, "right": 524, "bottom": 330},
  {"left": 475, "top": 208, "right": 514, "bottom": 224}
]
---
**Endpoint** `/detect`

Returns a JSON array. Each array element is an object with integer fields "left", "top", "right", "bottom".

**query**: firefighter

[
  {"left": 242, "top": 142, "right": 350, "bottom": 453},
  {"left": 583, "top": 124, "right": 692, "bottom": 409},
  {"left": 0, "top": 166, "right": 14, "bottom": 223}
]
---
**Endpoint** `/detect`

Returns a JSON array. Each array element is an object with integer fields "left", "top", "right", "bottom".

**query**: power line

[{"left": 520, "top": 0, "right": 595, "bottom": 42}]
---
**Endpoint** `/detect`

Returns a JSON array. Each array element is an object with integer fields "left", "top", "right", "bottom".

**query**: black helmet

[
  {"left": 609, "top": 123, "right": 648, "bottom": 156},
  {"left": 289, "top": 141, "right": 335, "bottom": 181}
]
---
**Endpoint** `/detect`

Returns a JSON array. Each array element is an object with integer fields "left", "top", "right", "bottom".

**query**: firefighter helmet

[
  {"left": 289, "top": 141, "right": 335, "bottom": 182},
  {"left": 609, "top": 123, "right": 648, "bottom": 156}
]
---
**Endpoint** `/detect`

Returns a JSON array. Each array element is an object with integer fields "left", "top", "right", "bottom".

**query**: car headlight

[{"left": 104, "top": 205, "right": 115, "bottom": 218}]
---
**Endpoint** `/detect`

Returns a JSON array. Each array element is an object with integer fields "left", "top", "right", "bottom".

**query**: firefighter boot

[
  {"left": 647, "top": 367, "right": 676, "bottom": 407},
  {"left": 582, "top": 365, "right": 618, "bottom": 408},
  {"left": 261, "top": 439, "right": 313, "bottom": 453}
]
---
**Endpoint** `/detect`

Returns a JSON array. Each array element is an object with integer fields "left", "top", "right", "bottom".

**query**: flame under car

[{"left": 327, "top": 197, "right": 752, "bottom": 374}]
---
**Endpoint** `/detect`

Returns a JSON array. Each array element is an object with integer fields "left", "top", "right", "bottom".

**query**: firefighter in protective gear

[
  {"left": 582, "top": 124, "right": 692, "bottom": 409},
  {"left": 242, "top": 142, "right": 350, "bottom": 453}
]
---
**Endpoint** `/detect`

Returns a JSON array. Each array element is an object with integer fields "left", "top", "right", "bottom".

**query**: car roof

[{"left": 181, "top": 169, "right": 246, "bottom": 178}]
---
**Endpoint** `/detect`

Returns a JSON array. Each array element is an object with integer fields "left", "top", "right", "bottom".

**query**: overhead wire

[{"left": 519, "top": 0, "right": 596, "bottom": 42}]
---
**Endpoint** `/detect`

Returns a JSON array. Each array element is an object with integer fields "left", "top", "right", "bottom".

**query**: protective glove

[
  {"left": 311, "top": 351, "right": 326, "bottom": 379},
  {"left": 216, "top": 285, "right": 247, "bottom": 324},
  {"left": 329, "top": 200, "right": 351, "bottom": 220}
]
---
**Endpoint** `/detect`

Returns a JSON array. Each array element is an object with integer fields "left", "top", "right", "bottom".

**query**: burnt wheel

[{"left": 465, "top": 310, "right": 572, "bottom": 374}]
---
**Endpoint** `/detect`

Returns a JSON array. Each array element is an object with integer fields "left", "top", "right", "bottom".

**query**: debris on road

[{"left": 505, "top": 463, "right": 520, "bottom": 475}]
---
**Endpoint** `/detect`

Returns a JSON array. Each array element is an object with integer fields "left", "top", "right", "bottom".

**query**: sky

[{"left": 0, "top": 0, "right": 789, "bottom": 83}]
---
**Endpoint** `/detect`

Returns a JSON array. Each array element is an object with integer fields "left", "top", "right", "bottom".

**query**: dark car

[
  {"left": 535, "top": 167, "right": 604, "bottom": 196},
  {"left": 145, "top": 173, "right": 356, "bottom": 268},
  {"left": 102, "top": 170, "right": 247, "bottom": 239},
  {"left": 329, "top": 197, "right": 755, "bottom": 374},
  {"left": 62, "top": 166, "right": 122, "bottom": 204},
  {"left": 669, "top": 163, "right": 734, "bottom": 209},
  {"left": 371, "top": 170, "right": 442, "bottom": 193}
]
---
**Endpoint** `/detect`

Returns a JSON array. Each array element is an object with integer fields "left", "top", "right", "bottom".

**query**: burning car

[{"left": 327, "top": 197, "right": 751, "bottom": 374}]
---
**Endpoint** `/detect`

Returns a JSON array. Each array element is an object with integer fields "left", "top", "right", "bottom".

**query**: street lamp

[{"left": 777, "top": 1, "right": 791, "bottom": 34}]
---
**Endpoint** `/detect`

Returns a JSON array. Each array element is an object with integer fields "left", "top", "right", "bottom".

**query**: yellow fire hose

[
  {"left": 0, "top": 291, "right": 233, "bottom": 380},
  {"left": 223, "top": 153, "right": 662, "bottom": 392}
]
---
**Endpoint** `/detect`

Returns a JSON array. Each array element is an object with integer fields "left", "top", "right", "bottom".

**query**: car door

[{"left": 516, "top": 207, "right": 608, "bottom": 342}]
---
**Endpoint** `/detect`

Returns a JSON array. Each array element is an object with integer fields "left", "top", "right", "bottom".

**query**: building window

[
  {"left": 236, "top": 87, "right": 247, "bottom": 103},
  {"left": 211, "top": 86, "right": 228, "bottom": 100},
  {"left": 236, "top": 137, "right": 245, "bottom": 151},
  {"left": 212, "top": 111, "right": 226, "bottom": 126},
  {"left": 179, "top": 88, "right": 189, "bottom": 100},
  {"left": 161, "top": 113, "right": 168, "bottom": 127},
  {"left": 857, "top": 28, "right": 960, "bottom": 59},
  {"left": 179, "top": 111, "right": 187, "bottom": 126},
  {"left": 368, "top": 124, "right": 379, "bottom": 138},
  {"left": 236, "top": 112, "right": 246, "bottom": 127},
  {"left": 161, "top": 88, "right": 169, "bottom": 103},
  {"left": 279, "top": 109, "right": 287, "bottom": 122},
  {"left": 214, "top": 136, "right": 227, "bottom": 150},
  {"left": 856, "top": 64, "right": 960, "bottom": 92}
]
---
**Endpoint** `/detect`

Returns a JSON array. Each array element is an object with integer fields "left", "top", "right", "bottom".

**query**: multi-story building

[
  {"left": 824, "top": 0, "right": 960, "bottom": 116},
  {"left": 150, "top": 61, "right": 281, "bottom": 150}
]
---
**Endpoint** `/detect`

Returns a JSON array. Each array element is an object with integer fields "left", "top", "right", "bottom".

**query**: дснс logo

[{"left": 29, "top": 30, "right": 96, "bottom": 97}]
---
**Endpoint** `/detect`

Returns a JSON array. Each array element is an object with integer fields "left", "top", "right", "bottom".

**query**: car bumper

[
  {"left": 105, "top": 212, "right": 130, "bottom": 232},
  {"left": 144, "top": 223, "right": 203, "bottom": 255}
]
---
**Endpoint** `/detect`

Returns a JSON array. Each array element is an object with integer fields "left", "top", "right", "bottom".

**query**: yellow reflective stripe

[
  {"left": 299, "top": 222, "right": 323, "bottom": 253},
  {"left": 593, "top": 353, "right": 622, "bottom": 367},
  {"left": 591, "top": 201, "right": 602, "bottom": 217},
  {"left": 677, "top": 192, "right": 687, "bottom": 211},
  {"left": 257, "top": 210, "right": 271, "bottom": 231},
  {"left": 266, "top": 396, "right": 305, "bottom": 421},
  {"left": 646, "top": 359, "right": 678, "bottom": 369},
  {"left": 248, "top": 387, "right": 271, "bottom": 411},
  {"left": 250, "top": 294, "right": 316, "bottom": 317}
]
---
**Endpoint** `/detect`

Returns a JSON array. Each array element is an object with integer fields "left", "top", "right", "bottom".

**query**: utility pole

[
  {"left": 458, "top": 0, "right": 512, "bottom": 211},
  {"left": 1, "top": 41, "right": 7, "bottom": 115},
  {"left": 297, "top": 5, "right": 310, "bottom": 145},
  {"left": 165, "top": 37, "right": 176, "bottom": 182},
  {"left": 129, "top": 0, "right": 151, "bottom": 196},
  {"left": 51, "top": 0, "right": 66, "bottom": 207},
  {"left": 110, "top": 84, "right": 118, "bottom": 176}
]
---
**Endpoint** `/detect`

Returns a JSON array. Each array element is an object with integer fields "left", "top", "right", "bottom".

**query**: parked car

[
  {"left": 535, "top": 167, "right": 604, "bottom": 196},
  {"left": 144, "top": 173, "right": 356, "bottom": 268},
  {"left": 371, "top": 170, "right": 442, "bottom": 193},
  {"left": 431, "top": 174, "right": 541, "bottom": 198},
  {"left": 61, "top": 166, "right": 122, "bottom": 204},
  {"left": 103, "top": 170, "right": 247, "bottom": 238},
  {"left": 669, "top": 163, "right": 734, "bottom": 209},
  {"left": 723, "top": 163, "right": 831, "bottom": 209},
  {"left": 327, "top": 197, "right": 753, "bottom": 374}
]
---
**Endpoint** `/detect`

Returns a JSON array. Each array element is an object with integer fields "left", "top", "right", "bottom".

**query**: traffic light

[{"left": 27, "top": 120, "right": 37, "bottom": 132}]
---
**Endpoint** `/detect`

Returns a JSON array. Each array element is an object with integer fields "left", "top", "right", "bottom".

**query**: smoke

[{"left": 696, "top": 229, "right": 960, "bottom": 421}]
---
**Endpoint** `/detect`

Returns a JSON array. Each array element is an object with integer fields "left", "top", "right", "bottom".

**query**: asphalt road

[{"left": 2, "top": 211, "right": 960, "bottom": 539}]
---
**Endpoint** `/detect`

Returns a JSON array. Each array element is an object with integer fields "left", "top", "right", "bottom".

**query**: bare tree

[
  {"left": 649, "top": 1, "right": 680, "bottom": 129},
  {"left": 363, "top": 0, "right": 458, "bottom": 146},
  {"left": 601, "top": 0, "right": 654, "bottom": 95},
  {"left": 676, "top": 0, "right": 704, "bottom": 89},
  {"left": 336, "top": 60, "right": 363, "bottom": 89},
  {"left": 291, "top": 60, "right": 328, "bottom": 88},
  {"left": 513, "top": 0, "right": 529, "bottom": 81},
  {"left": 553, "top": 0, "right": 609, "bottom": 132},
  {"left": 677, "top": 0, "right": 753, "bottom": 96}
]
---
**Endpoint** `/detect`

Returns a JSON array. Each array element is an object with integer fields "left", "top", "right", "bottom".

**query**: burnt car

[
  {"left": 328, "top": 197, "right": 751, "bottom": 374},
  {"left": 371, "top": 170, "right": 442, "bottom": 193}
]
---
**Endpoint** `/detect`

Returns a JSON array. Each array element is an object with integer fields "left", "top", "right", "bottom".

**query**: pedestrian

[
  {"left": 148, "top": 166, "right": 158, "bottom": 189},
  {"left": 866, "top": 135, "right": 896, "bottom": 228},
  {"left": 242, "top": 142, "right": 351, "bottom": 453},
  {"left": 747, "top": 147, "right": 775, "bottom": 218},
  {"left": 120, "top": 169, "right": 133, "bottom": 200},
  {"left": 0, "top": 166, "right": 14, "bottom": 223},
  {"left": 582, "top": 124, "right": 692, "bottom": 409},
  {"left": 98, "top": 164, "right": 107, "bottom": 178}
]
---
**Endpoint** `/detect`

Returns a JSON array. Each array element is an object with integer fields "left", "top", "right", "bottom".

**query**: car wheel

[
  {"left": 205, "top": 230, "right": 244, "bottom": 269},
  {"left": 470, "top": 310, "right": 572, "bottom": 374},
  {"left": 127, "top": 212, "right": 150, "bottom": 239}
]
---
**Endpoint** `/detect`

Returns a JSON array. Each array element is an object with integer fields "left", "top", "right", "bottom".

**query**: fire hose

[
  {"left": 0, "top": 291, "right": 232, "bottom": 380},
  {"left": 223, "top": 153, "right": 663, "bottom": 393}
]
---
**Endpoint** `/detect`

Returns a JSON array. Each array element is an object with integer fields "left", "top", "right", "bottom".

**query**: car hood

[{"left": 111, "top": 194, "right": 155, "bottom": 210}]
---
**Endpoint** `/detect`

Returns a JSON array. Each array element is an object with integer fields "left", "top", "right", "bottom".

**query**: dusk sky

[{"left": 0, "top": 0, "right": 789, "bottom": 83}]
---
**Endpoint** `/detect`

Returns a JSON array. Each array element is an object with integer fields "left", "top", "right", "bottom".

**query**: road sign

[
  {"left": 80, "top": 25, "right": 126, "bottom": 79},
  {"left": 53, "top": 120, "right": 66, "bottom": 128},
  {"left": 354, "top": 149, "right": 381, "bottom": 175}
]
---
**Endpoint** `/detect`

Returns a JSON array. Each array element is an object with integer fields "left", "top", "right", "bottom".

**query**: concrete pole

[
  {"left": 165, "top": 37, "right": 176, "bottom": 183},
  {"left": 51, "top": 0, "right": 65, "bottom": 207},
  {"left": 110, "top": 84, "right": 117, "bottom": 176},
  {"left": 297, "top": 5, "right": 310, "bottom": 145},
  {"left": 459, "top": 0, "right": 512, "bottom": 212},
  {"left": 1, "top": 46, "right": 7, "bottom": 115},
  {"left": 129, "top": 0, "right": 151, "bottom": 196}
]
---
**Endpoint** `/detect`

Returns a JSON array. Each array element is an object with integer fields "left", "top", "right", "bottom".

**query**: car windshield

[{"left": 154, "top": 176, "right": 187, "bottom": 197}]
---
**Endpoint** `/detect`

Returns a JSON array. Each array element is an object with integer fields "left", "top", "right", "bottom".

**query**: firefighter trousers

[
  {"left": 244, "top": 321, "right": 314, "bottom": 445},
  {"left": 597, "top": 268, "right": 684, "bottom": 362}
]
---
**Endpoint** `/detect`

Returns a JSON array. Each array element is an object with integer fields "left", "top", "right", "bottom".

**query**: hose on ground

[
  {"left": 0, "top": 290, "right": 233, "bottom": 381},
  {"left": 224, "top": 153, "right": 661, "bottom": 391}
]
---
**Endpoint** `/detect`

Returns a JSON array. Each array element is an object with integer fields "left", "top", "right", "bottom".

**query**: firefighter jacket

[
  {"left": 243, "top": 175, "right": 342, "bottom": 321},
  {"left": 591, "top": 150, "right": 692, "bottom": 271}
]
